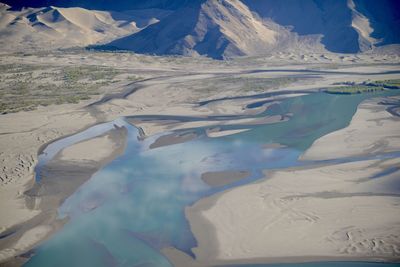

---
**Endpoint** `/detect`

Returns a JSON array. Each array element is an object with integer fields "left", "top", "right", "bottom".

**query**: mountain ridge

[
  {"left": 1, "top": 0, "right": 399, "bottom": 58},
  {"left": 101, "top": 0, "right": 285, "bottom": 59},
  {"left": 0, "top": 3, "right": 171, "bottom": 51}
]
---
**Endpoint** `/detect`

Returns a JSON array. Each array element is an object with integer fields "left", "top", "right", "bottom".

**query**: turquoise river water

[{"left": 25, "top": 92, "right": 400, "bottom": 267}]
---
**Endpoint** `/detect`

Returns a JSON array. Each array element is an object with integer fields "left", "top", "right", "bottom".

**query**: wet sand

[
  {"left": 201, "top": 170, "right": 250, "bottom": 187},
  {"left": 150, "top": 131, "right": 198, "bottom": 149}
]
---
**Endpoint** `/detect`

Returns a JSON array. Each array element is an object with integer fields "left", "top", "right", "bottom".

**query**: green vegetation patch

[
  {"left": 325, "top": 79, "right": 400, "bottom": 95},
  {"left": 62, "top": 66, "right": 120, "bottom": 83},
  {"left": 369, "top": 79, "right": 400, "bottom": 89},
  {"left": 0, "top": 63, "right": 130, "bottom": 114},
  {"left": 325, "top": 85, "right": 386, "bottom": 94}
]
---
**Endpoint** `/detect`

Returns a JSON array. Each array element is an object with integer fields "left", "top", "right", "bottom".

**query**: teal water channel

[{"left": 25, "top": 91, "right": 400, "bottom": 267}]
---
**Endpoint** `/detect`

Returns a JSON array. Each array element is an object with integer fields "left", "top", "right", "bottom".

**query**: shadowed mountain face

[
  {"left": 101, "top": 0, "right": 283, "bottom": 59},
  {"left": 100, "top": 0, "right": 399, "bottom": 58},
  {"left": 243, "top": 0, "right": 359, "bottom": 53},
  {"left": 1, "top": 0, "right": 400, "bottom": 58},
  {"left": 352, "top": 0, "right": 400, "bottom": 46},
  {"left": 243, "top": 0, "right": 400, "bottom": 53}
]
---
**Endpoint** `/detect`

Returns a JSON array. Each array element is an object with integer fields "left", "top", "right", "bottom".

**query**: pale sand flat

[
  {"left": 60, "top": 134, "right": 120, "bottom": 162},
  {"left": 206, "top": 128, "right": 251, "bottom": 138},
  {"left": 187, "top": 158, "right": 400, "bottom": 263},
  {"left": 302, "top": 96, "right": 400, "bottom": 160}
]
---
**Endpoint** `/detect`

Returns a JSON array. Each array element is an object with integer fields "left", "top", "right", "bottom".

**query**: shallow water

[{"left": 25, "top": 92, "right": 399, "bottom": 267}]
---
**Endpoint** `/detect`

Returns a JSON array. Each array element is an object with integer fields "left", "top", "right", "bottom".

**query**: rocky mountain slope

[
  {"left": 1, "top": 0, "right": 399, "bottom": 58},
  {"left": 102, "top": 0, "right": 298, "bottom": 59}
]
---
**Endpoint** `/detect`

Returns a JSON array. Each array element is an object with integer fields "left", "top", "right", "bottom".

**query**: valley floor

[{"left": 0, "top": 50, "right": 399, "bottom": 266}]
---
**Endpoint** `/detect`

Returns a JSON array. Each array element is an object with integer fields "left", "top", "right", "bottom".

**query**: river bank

[
  {"left": 0, "top": 122, "right": 128, "bottom": 265},
  {"left": 184, "top": 96, "right": 400, "bottom": 266},
  {"left": 1, "top": 50, "right": 399, "bottom": 265}
]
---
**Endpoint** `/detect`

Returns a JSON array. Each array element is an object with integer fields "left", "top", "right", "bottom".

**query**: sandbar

[{"left": 201, "top": 170, "right": 250, "bottom": 187}]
